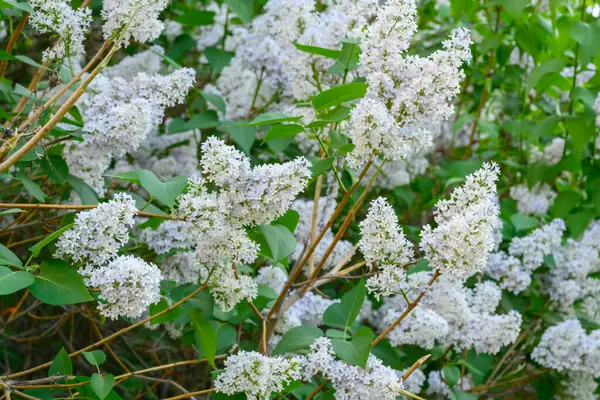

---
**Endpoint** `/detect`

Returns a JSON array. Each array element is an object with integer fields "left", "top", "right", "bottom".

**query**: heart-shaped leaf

[
  {"left": 138, "top": 170, "right": 188, "bottom": 207},
  {"left": 49, "top": 347, "right": 72, "bottom": 377},
  {"left": 83, "top": 350, "right": 107, "bottom": 367},
  {"left": 91, "top": 373, "right": 114, "bottom": 400},
  {"left": 331, "top": 326, "right": 372, "bottom": 368}
]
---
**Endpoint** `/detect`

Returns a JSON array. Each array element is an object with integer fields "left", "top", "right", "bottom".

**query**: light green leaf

[
  {"left": 443, "top": 365, "right": 460, "bottom": 387},
  {"left": 67, "top": 176, "right": 98, "bottom": 205},
  {"left": 263, "top": 124, "right": 304, "bottom": 142},
  {"left": 246, "top": 113, "right": 303, "bottom": 126},
  {"left": 0, "top": 266, "right": 34, "bottom": 295},
  {"left": 204, "top": 46, "right": 235, "bottom": 76},
  {"left": 527, "top": 59, "right": 565, "bottom": 90},
  {"left": 0, "top": 0, "right": 34, "bottom": 13},
  {"left": 331, "top": 326, "right": 372, "bottom": 368},
  {"left": 259, "top": 224, "right": 296, "bottom": 261},
  {"left": 91, "top": 373, "right": 114, "bottom": 400},
  {"left": 312, "top": 83, "right": 367, "bottom": 110},
  {"left": 0, "top": 208, "right": 24, "bottom": 216},
  {"left": 273, "top": 326, "right": 324, "bottom": 355},
  {"left": 0, "top": 243, "right": 22, "bottom": 268},
  {"left": 18, "top": 176, "right": 46, "bottom": 201},
  {"left": 138, "top": 171, "right": 187, "bottom": 207},
  {"left": 221, "top": 121, "right": 256, "bottom": 154},
  {"left": 201, "top": 91, "right": 226, "bottom": 115},
  {"left": 83, "top": 350, "right": 106, "bottom": 367},
  {"left": 510, "top": 214, "right": 538, "bottom": 231},
  {"left": 29, "top": 223, "right": 73, "bottom": 257},
  {"left": 149, "top": 298, "right": 181, "bottom": 326},
  {"left": 29, "top": 259, "right": 93, "bottom": 305},
  {"left": 293, "top": 42, "right": 341, "bottom": 59},
  {"left": 224, "top": 0, "right": 254, "bottom": 23}
]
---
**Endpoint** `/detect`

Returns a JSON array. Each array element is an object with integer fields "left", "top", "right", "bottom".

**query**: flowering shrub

[{"left": 0, "top": 0, "right": 599, "bottom": 399}]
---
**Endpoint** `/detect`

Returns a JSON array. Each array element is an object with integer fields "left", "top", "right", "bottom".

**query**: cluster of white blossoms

[
  {"left": 543, "top": 220, "right": 600, "bottom": 315},
  {"left": 85, "top": 255, "right": 162, "bottom": 320},
  {"left": 55, "top": 194, "right": 163, "bottom": 319},
  {"left": 66, "top": 49, "right": 195, "bottom": 193},
  {"left": 214, "top": 351, "right": 306, "bottom": 400},
  {"left": 420, "top": 163, "right": 501, "bottom": 279},
  {"left": 359, "top": 197, "right": 414, "bottom": 299},
  {"left": 557, "top": 371, "right": 599, "bottom": 400},
  {"left": 346, "top": 0, "right": 472, "bottom": 168},
  {"left": 255, "top": 265, "right": 288, "bottom": 295},
  {"left": 426, "top": 370, "right": 472, "bottom": 398},
  {"left": 509, "top": 182, "right": 557, "bottom": 215},
  {"left": 170, "top": 138, "right": 311, "bottom": 311},
  {"left": 30, "top": 0, "right": 92, "bottom": 63},
  {"left": 290, "top": 198, "right": 355, "bottom": 271},
  {"left": 371, "top": 275, "right": 522, "bottom": 354},
  {"left": 532, "top": 319, "right": 600, "bottom": 377},
  {"left": 194, "top": 2, "right": 231, "bottom": 52},
  {"left": 529, "top": 137, "right": 565, "bottom": 166},
  {"left": 101, "top": 0, "right": 169, "bottom": 46},
  {"left": 204, "top": 0, "right": 377, "bottom": 119}
]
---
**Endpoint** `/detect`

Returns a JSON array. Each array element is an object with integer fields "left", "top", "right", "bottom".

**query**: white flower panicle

[
  {"left": 530, "top": 137, "right": 565, "bottom": 166},
  {"left": 485, "top": 251, "right": 531, "bottom": 294},
  {"left": 160, "top": 252, "right": 200, "bottom": 286},
  {"left": 359, "top": 197, "right": 414, "bottom": 267},
  {"left": 30, "top": 0, "right": 92, "bottom": 63},
  {"left": 508, "top": 219, "right": 565, "bottom": 271},
  {"left": 532, "top": 319, "right": 600, "bottom": 377},
  {"left": 347, "top": 1, "right": 472, "bottom": 168},
  {"left": 305, "top": 338, "right": 405, "bottom": 400},
  {"left": 420, "top": 163, "right": 501, "bottom": 279},
  {"left": 140, "top": 221, "right": 196, "bottom": 255},
  {"left": 85, "top": 255, "right": 162, "bottom": 320},
  {"left": 55, "top": 193, "right": 137, "bottom": 267},
  {"left": 101, "top": 0, "right": 169, "bottom": 46},
  {"left": 557, "top": 372, "right": 599, "bottom": 400},
  {"left": 104, "top": 45, "right": 165, "bottom": 79},
  {"left": 510, "top": 183, "right": 557, "bottom": 215},
  {"left": 256, "top": 266, "right": 288, "bottom": 295},
  {"left": 359, "top": 197, "right": 414, "bottom": 299},
  {"left": 426, "top": 370, "right": 472, "bottom": 397},
  {"left": 214, "top": 351, "right": 306, "bottom": 400},
  {"left": 276, "top": 292, "right": 339, "bottom": 334}
]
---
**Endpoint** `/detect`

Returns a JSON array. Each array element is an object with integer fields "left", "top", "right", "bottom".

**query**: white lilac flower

[
  {"left": 199, "top": 261, "right": 258, "bottom": 313},
  {"left": 101, "top": 0, "right": 169, "bottom": 46},
  {"left": 255, "top": 266, "right": 288, "bottom": 295},
  {"left": 305, "top": 338, "right": 405, "bottom": 400},
  {"left": 379, "top": 307, "right": 450, "bottom": 349},
  {"left": 276, "top": 292, "right": 338, "bottom": 334},
  {"left": 140, "top": 221, "right": 196, "bottom": 255},
  {"left": 508, "top": 219, "right": 565, "bottom": 271},
  {"left": 426, "top": 370, "right": 472, "bottom": 398},
  {"left": 104, "top": 45, "right": 165, "bottom": 80},
  {"left": 214, "top": 351, "right": 306, "bottom": 400},
  {"left": 510, "top": 183, "right": 557, "bottom": 215},
  {"left": 159, "top": 252, "right": 200, "bottom": 286},
  {"left": 85, "top": 255, "right": 162, "bottom": 320},
  {"left": 30, "top": 0, "right": 92, "bottom": 63},
  {"left": 485, "top": 251, "right": 531, "bottom": 294},
  {"left": 420, "top": 163, "right": 501, "bottom": 279},
  {"left": 529, "top": 137, "right": 565, "bottom": 166},
  {"left": 55, "top": 193, "right": 137, "bottom": 267},
  {"left": 557, "top": 372, "right": 599, "bottom": 400},
  {"left": 162, "top": 20, "right": 183, "bottom": 42}
]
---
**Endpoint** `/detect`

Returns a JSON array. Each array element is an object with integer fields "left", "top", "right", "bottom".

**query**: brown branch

[
  {"left": 162, "top": 388, "right": 216, "bottom": 400},
  {"left": 0, "top": 13, "right": 29, "bottom": 80},
  {"left": 0, "top": 203, "right": 176, "bottom": 220}
]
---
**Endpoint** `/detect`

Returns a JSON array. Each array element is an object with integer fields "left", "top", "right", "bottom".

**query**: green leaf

[
  {"left": 83, "top": 350, "right": 106, "bottom": 367},
  {"left": 570, "top": 21, "right": 600, "bottom": 65},
  {"left": 259, "top": 224, "right": 296, "bottom": 261},
  {"left": 138, "top": 171, "right": 188, "bottom": 207},
  {"left": 322, "top": 279, "right": 365, "bottom": 330},
  {"left": 0, "top": 208, "right": 25, "bottom": 216},
  {"left": 328, "top": 39, "right": 361, "bottom": 75},
  {"left": 67, "top": 176, "right": 98, "bottom": 205},
  {"left": 0, "top": 0, "right": 34, "bottom": 13},
  {"left": 567, "top": 113, "right": 595, "bottom": 161},
  {"left": 510, "top": 214, "right": 538, "bottom": 231},
  {"left": 204, "top": 46, "right": 235, "bottom": 76},
  {"left": 263, "top": 124, "right": 304, "bottom": 142},
  {"left": 169, "top": 112, "right": 220, "bottom": 134},
  {"left": 0, "top": 243, "right": 22, "bottom": 268},
  {"left": 149, "top": 298, "right": 181, "bottom": 325},
  {"left": 309, "top": 156, "right": 334, "bottom": 178},
  {"left": 29, "top": 224, "right": 74, "bottom": 257},
  {"left": 443, "top": 365, "right": 461, "bottom": 387},
  {"left": 174, "top": 10, "right": 215, "bottom": 26},
  {"left": 201, "top": 91, "right": 227, "bottom": 115},
  {"left": 40, "top": 155, "right": 69, "bottom": 184},
  {"left": 188, "top": 309, "right": 217, "bottom": 368},
  {"left": 551, "top": 191, "right": 580, "bottom": 218},
  {"left": 273, "top": 209, "right": 300, "bottom": 233},
  {"left": 331, "top": 326, "right": 372, "bottom": 368},
  {"left": 91, "top": 373, "right": 114, "bottom": 400},
  {"left": 449, "top": 389, "right": 477, "bottom": 400},
  {"left": 106, "top": 170, "right": 143, "bottom": 185},
  {"left": 0, "top": 266, "right": 34, "bottom": 295},
  {"left": 224, "top": 0, "right": 254, "bottom": 23},
  {"left": 312, "top": 83, "right": 367, "bottom": 110},
  {"left": 567, "top": 209, "right": 595, "bottom": 239},
  {"left": 18, "top": 176, "right": 46, "bottom": 201},
  {"left": 527, "top": 116, "right": 559, "bottom": 144},
  {"left": 273, "top": 325, "right": 324, "bottom": 355},
  {"left": 29, "top": 259, "right": 93, "bottom": 305},
  {"left": 221, "top": 121, "right": 256, "bottom": 154},
  {"left": 246, "top": 113, "right": 303, "bottom": 126},
  {"left": 293, "top": 42, "right": 341, "bottom": 59},
  {"left": 498, "top": 0, "right": 528, "bottom": 19},
  {"left": 49, "top": 348, "right": 72, "bottom": 377},
  {"left": 527, "top": 59, "right": 565, "bottom": 90}
]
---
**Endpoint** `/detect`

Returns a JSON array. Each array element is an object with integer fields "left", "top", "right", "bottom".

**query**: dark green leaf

[
  {"left": 49, "top": 348, "right": 72, "bottom": 377},
  {"left": 273, "top": 325, "right": 324, "bottom": 355},
  {"left": 246, "top": 113, "right": 303, "bottom": 126},
  {"left": 450, "top": 389, "right": 477, "bottom": 400},
  {"left": 204, "top": 47, "right": 235, "bottom": 76},
  {"left": 201, "top": 91, "right": 227, "bottom": 115},
  {"left": 174, "top": 11, "right": 215, "bottom": 26},
  {"left": 263, "top": 124, "right": 304, "bottom": 142},
  {"left": 551, "top": 191, "right": 580, "bottom": 218},
  {"left": 18, "top": 176, "right": 46, "bottom": 201},
  {"left": 30, "top": 259, "right": 93, "bottom": 305},
  {"left": 149, "top": 298, "right": 181, "bottom": 325},
  {"left": 312, "top": 83, "right": 367, "bottom": 110},
  {"left": 309, "top": 156, "right": 334, "bottom": 178},
  {"left": 222, "top": 121, "right": 256, "bottom": 154},
  {"left": 188, "top": 309, "right": 217, "bottom": 368},
  {"left": 527, "top": 59, "right": 565, "bottom": 90},
  {"left": 29, "top": 223, "right": 74, "bottom": 257},
  {"left": 322, "top": 279, "right": 365, "bottom": 330},
  {"left": 224, "top": 0, "right": 254, "bottom": 23},
  {"left": 67, "top": 176, "right": 98, "bottom": 205}
]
